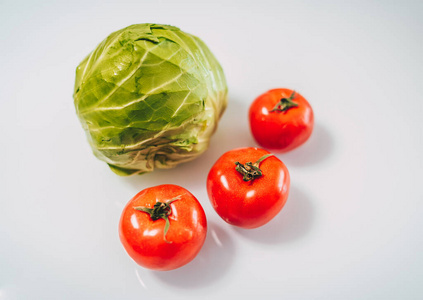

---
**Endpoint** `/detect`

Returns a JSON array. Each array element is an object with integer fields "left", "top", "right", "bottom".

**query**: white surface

[{"left": 1, "top": 0, "right": 423, "bottom": 299}]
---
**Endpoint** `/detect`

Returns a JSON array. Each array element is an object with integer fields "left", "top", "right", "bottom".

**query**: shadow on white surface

[
  {"left": 279, "top": 123, "right": 335, "bottom": 167},
  {"left": 234, "top": 186, "right": 315, "bottom": 244},
  {"left": 149, "top": 222, "right": 234, "bottom": 288},
  {"left": 121, "top": 153, "right": 213, "bottom": 191}
]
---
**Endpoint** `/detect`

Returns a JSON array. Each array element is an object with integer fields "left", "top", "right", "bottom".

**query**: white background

[{"left": 1, "top": 0, "right": 422, "bottom": 299}]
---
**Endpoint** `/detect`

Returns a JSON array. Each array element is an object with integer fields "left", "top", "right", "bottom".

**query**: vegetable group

[
  {"left": 119, "top": 184, "right": 207, "bottom": 271},
  {"left": 249, "top": 88, "right": 314, "bottom": 152},
  {"left": 207, "top": 147, "right": 290, "bottom": 228},
  {"left": 78, "top": 23, "right": 315, "bottom": 270},
  {"left": 74, "top": 23, "right": 227, "bottom": 176}
]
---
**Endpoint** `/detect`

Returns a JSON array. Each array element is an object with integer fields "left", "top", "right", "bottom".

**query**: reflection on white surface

[
  {"left": 130, "top": 214, "right": 139, "bottom": 229},
  {"left": 135, "top": 269, "right": 148, "bottom": 289},
  {"left": 210, "top": 229, "right": 223, "bottom": 247}
]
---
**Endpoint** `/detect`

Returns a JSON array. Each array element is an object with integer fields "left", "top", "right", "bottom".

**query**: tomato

[
  {"left": 249, "top": 88, "right": 314, "bottom": 152},
  {"left": 119, "top": 184, "right": 207, "bottom": 271},
  {"left": 207, "top": 147, "right": 290, "bottom": 229}
]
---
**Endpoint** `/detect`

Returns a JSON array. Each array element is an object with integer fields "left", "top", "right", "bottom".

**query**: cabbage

[{"left": 74, "top": 24, "right": 227, "bottom": 176}]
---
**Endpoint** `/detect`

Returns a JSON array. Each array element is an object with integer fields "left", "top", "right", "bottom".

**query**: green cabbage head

[{"left": 74, "top": 24, "right": 227, "bottom": 175}]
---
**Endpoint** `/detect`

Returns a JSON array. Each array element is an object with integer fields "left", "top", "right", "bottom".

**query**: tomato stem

[
  {"left": 235, "top": 154, "right": 274, "bottom": 182},
  {"left": 133, "top": 196, "right": 181, "bottom": 243},
  {"left": 270, "top": 90, "right": 298, "bottom": 112}
]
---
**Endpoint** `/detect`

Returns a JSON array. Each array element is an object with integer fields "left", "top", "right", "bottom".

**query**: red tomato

[
  {"left": 119, "top": 184, "right": 207, "bottom": 271},
  {"left": 207, "top": 147, "right": 290, "bottom": 229},
  {"left": 249, "top": 88, "right": 314, "bottom": 152}
]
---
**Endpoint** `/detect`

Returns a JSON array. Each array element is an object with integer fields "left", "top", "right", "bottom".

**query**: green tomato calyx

[
  {"left": 270, "top": 90, "right": 298, "bottom": 113},
  {"left": 134, "top": 196, "right": 181, "bottom": 243},
  {"left": 235, "top": 154, "right": 274, "bottom": 182}
]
